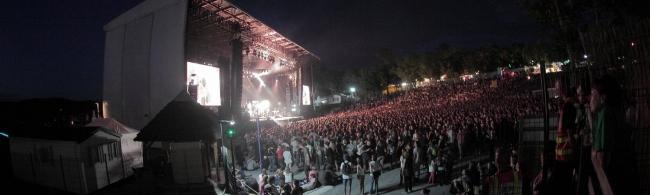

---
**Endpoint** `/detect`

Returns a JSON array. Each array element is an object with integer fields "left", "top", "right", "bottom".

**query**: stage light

[
  {"left": 229, "top": 121, "right": 235, "bottom": 125},
  {"left": 401, "top": 82, "right": 408, "bottom": 87},
  {"left": 350, "top": 87, "right": 356, "bottom": 93},
  {"left": 291, "top": 108, "right": 297, "bottom": 112},
  {"left": 583, "top": 54, "right": 588, "bottom": 59}
]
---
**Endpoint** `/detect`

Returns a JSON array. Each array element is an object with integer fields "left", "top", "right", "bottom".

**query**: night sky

[{"left": 0, "top": 0, "right": 543, "bottom": 101}]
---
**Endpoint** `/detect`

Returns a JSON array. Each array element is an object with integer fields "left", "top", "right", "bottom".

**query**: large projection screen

[
  {"left": 302, "top": 85, "right": 311, "bottom": 105},
  {"left": 187, "top": 62, "right": 221, "bottom": 106}
]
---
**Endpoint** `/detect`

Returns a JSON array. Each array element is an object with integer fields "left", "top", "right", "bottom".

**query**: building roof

[
  {"left": 135, "top": 92, "right": 219, "bottom": 142},
  {"left": 11, "top": 126, "right": 120, "bottom": 143},
  {"left": 86, "top": 118, "right": 139, "bottom": 135}
]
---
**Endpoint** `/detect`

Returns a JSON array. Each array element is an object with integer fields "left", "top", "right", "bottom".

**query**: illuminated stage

[
  {"left": 186, "top": 0, "right": 318, "bottom": 121},
  {"left": 103, "top": 0, "right": 319, "bottom": 129}
]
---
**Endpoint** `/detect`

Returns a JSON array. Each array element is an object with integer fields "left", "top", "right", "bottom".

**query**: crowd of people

[
  {"left": 531, "top": 75, "right": 641, "bottom": 195},
  {"left": 239, "top": 76, "right": 543, "bottom": 195}
]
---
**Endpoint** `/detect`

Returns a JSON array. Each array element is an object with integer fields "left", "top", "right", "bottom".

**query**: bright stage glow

[
  {"left": 401, "top": 82, "right": 408, "bottom": 87},
  {"left": 350, "top": 87, "right": 356, "bottom": 93},
  {"left": 248, "top": 100, "right": 272, "bottom": 118},
  {"left": 302, "top": 85, "right": 311, "bottom": 105},
  {"left": 253, "top": 73, "right": 266, "bottom": 87},
  {"left": 256, "top": 100, "right": 271, "bottom": 111},
  {"left": 187, "top": 62, "right": 220, "bottom": 106}
]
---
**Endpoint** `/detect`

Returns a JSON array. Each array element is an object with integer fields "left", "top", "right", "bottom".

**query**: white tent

[{"left": 87, "top": 118, "right": 143, "bottom": 176}]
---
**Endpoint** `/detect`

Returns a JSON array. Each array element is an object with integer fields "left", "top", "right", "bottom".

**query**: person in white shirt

[
  {"left": 412, "top": 142, "right": 421, "bottom": 178},
  {"left": 428, "top": 159, "right": 436, "bottom": 184},
  {"left": 340, "top": 156, "right": 353, "bottom": 195},
  {"left": 345, "top": 140, "right": 356, "bottom": 159},
  {"left": 283, "top": 146, "right": 293, "bottom": 170},
  {"left": 284, "top": 167, "right": 293, "bottom": 184}
]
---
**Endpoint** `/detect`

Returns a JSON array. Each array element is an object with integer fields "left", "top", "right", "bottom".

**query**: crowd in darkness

[{"left": 242, "top": 77, "right": 543, "bottom": 195}]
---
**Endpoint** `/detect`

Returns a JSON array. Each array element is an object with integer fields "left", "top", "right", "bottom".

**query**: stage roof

[
  {"left": 105, "top": 0, "right": 318, "bottom": 60},
  {"left": 191, "top": 0, "right": 319, "bottom": 60}
]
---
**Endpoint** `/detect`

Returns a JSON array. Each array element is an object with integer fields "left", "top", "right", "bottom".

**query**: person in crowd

[
  {"left": 291, "top": 180, "right": 304, "bottom": 195},
  {"left": 428, "top": 159, "right": 436, "bottom": 184},
  {"left": 376, "top": 141, "right": 386, "bottom": 172},
  {"left": 412, "top": 141, "right": 421, "bottom": 179},
  {"left": 484, "top": 148, "right": 521, "bottom": 195},
  {"left": 277, "top": 144, "right": 285, "bottom": 169},
  {"left": 437, "top": 156, "right": 448, "bottom": 184},
  {"left": 301, "top": 166, "right": 321, "bottom": 191},
  {"left": 404, "top": 150, "right": 414, "bottom": 193},
  {"left": 284, "top": 145, "right": 293, "bottom": 171},
  {"left": 468, "top": 162, "right": 481, "bottom": 195},
  {"left": 259, "top": 172, "right": 268, "bottom": 195},
  {"left": 369, "top": 155, "right": 381, "bottom": 194},
  {"left": 589, "top": 75, "right": 639, "bottom": 194},
  {"left": 532, "top": 150, "right": 556, "bottom": 195},
  {"left": 267, "top": 147, "right": 277, "bottom": 171},
  {"left": 357, "top": 139, "right": 368, "bottom": 169},
  {"left": 399, "top": 147, "right": 407, "bottom": 186},
  {"left": 284, "top": 167, "right": 293, "bottom": 185},
  {"left": 304, "top": 142, "right": 313, "bottom": 172},
  {"left": 281, "top": 180, "right": 292, "bottom": 195},
  {"left": 321, "top": 165, "right": 337, "bottom": 186},
  {"left": 327, "top": 142, "right": 336, "bottom": 172},
  {"left": 421, "top": 188, "right": 430, "bottom": 195},
  {"left": 554, "top": 78, "right": 578, "bottom": 194},
  {"left": 574, "top": 83, "right": 592, "bottom": 195},
  {"left": 264, "top": 176, "right": 278, "bottom": 195},
  {"left": 340, "top": 156, "right": 353, "bottom": 195},
  {"left": 461, "top": 169, "right": 472, "bottom": 195},
  {"left": 277, "top": 167, "right": 286, "bottom": 187},
  {"left": 356, "top": 157, "right": 366, "bottom": 195}
]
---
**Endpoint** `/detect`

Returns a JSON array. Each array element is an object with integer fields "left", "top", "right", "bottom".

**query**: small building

[
  {"left": 86, "top": 118, "right": 143, "bottom": 177},
  {"left": 135, "top": 92, "right": 220, "bottom": 185},
  {"left": 10, "top": 126, "right": 125, "bottom": 194}
]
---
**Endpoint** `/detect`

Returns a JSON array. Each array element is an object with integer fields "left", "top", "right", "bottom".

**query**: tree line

[{"left": 314, "top": 43, "right": 556, "bottom": 98}]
